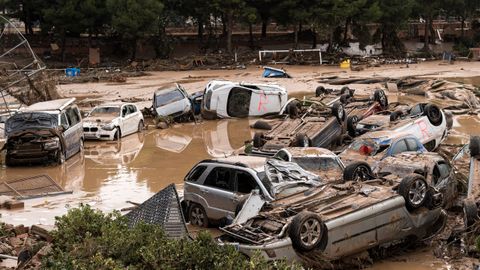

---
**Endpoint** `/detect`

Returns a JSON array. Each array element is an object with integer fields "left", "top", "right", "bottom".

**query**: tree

[
  {"left": 376, "top": 0, "right": 414, "bottom": 54},
  {"left": 106, "top": 0, "right": 164, "bottom": 59},
  {"left": 273, "top": 0, "right": 314, "bottom": 48},
  {"left": 246, "top": 0, "right": 279, "bottom": 38},
  {"left": 213, "top": 0, "right": 247, "bottom": 53},
  {"left": 4, "top": 0, "right": 52, "bottom": 34},
  {"left": 343, "top": 0, "right": 382, "bottom": 49}
]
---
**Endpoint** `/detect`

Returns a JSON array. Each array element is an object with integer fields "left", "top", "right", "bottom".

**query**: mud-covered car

[
  {"left": 251, "top": 98, "right": 346, "bottom": 156},
  {"left": 353, "top": 103, "right": 450, "bottom": 150},
  {"left": 152, "top": 84, "right": 193, "bottom": 120},
  {"left": 201, "top": 80, "right": 288, "bottom": 119},
  {"left": 273, "top": 147, "right": 345, "bottom": 182},
  {"left": 83, "top": 103, "right": 144, "bottom": 140},
  {"left": 219, "top": 172, "right": 447, "bottom": 263},
  {"left": 182, "top": 156, "right": 321, "bottom": 227},
  {"left": 4, "top": 98, "right": 83, "bottom": 166}
]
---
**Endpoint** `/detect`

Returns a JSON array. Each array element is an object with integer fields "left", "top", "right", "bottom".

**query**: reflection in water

[{"left": 155, "top": 130, "right": 192, "bottom": 153}]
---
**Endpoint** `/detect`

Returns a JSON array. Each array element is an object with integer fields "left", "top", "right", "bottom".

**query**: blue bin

[{"left": 65, "top": 68, "right": 80, "bottom": 77}]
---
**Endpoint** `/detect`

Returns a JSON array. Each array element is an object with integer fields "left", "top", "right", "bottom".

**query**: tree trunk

[
  {"left": 428, "top": 17, "right": 435, "bottom": 44},
  {"left": 461, "top": 17, "right": 465, "bottom": 38},
  {"left": 131, "top": 38, "right": 137, "bottom": 60},
  {"left": 343, "top": 17, "right": 350, "bottom": 44},
  {"left": 311, "top": 28, "right": 317, "bottom": 49},
  {"left": 221, "top": 14, "right": 227, "bottom": 37},
  {"left": 197, "top": 18, "right": 204, "bottom": 42},
  {"left": 61, "top": 33, "right": 67, "bottom": 62},
  {"left": 226, "top": 11, "right": 233, "bottom": 53},
  {"left": 261, "top": 19, "right": 267, "bottom": 38},
  {"left": 423, "top": 17, "right": 430, "bottom": 51},
  {"left": 293, "top": 24, "right": 298, "bottom": 49},
  {"left": 249, "top": 23, "right": 254, "bottom": 49}
]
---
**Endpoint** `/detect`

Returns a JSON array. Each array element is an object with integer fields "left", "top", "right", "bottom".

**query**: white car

[
  {"left": 83, "top": 103, "right": 144, "bottom": 140},
  {"left": 354, "top": 103, "right": 449, "bottom": 151},
  {"left": 201, "top": 80, "right": 288, "bottom": 119}
]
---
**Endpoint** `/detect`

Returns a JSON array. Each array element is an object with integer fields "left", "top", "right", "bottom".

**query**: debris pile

[
  {"left": 3, "top": 71, "right": 61, "bottom": 106},
  {"left": 57, "top": 69, "right": 146, "bottom": 84}
]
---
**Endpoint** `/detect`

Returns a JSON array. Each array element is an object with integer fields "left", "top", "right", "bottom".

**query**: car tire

[
  {"left": 424, "top": 104, "right": 443, "bottom": 126},
  {"left": 138, "top": 120, "right": 144, "bottom": 132},
  {"left": 343, "top": 161, "right": 373, "bottom": 182},
  {"left": 289, "top": 211, "right": 325, "bottom": 252},
  {"left": 253, "top": 132, "right": 265, "bottom": 148},
  {"left": 251, "top": 120, "right": 272, "bottom": 130},
  {"left": 470, "top": 136, "right": 480, "bottom": 157},
  {"left": 56, "top": 149, "right": 65, "bottom": 165},
  {"left": 113, "top": 128, "right": 121, "bottom": 140},
  {"left": 331, "top": 102, "right": 345, "bottom": 123},
  {"left": 340, "top": 86, "right": 353, "bottom": 97},
  {"left": 5, "top": 153, "right": 14, "bottom": 167},
  {"left": 188, "top": 203, "right": 209, "bottom": 228},
  {"left": 294, "top": 133, "right": 310, "bottom": 147},
  {"left": 346, "top": 115, "right": 359, "bottom": 137},
  {"left": 374, "top": 89, "right": 388, "bottom": 109},
  {"left": 390, "top": 111, "right": 403, "bottom": 122},
  {"left": 399, "top": 174, "right": 429, "bottom": 211},
  {"left": 287, "top": 101, "right": 300, "bottom": 118},
  {"left": 315, "top": 86, "right": 326, "bottom": 97},
  {"left": 463, "top": 198, "right": 478, "bottom": 229}
]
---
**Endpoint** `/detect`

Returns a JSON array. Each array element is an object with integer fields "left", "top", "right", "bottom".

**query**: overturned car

[
  {"left": 201, "top": 80, "right": 288, "bottom": 119},
  {"left": 4, "top": 98, "right": 84, "bottom": 166}
]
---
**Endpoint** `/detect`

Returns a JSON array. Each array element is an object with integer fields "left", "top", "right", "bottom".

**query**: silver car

[
  {"left": 153, "top": 84, "right": 192, "bottom": 120},
  {"left": 183, "top": 156, "right": 321, "bottom": 227}
]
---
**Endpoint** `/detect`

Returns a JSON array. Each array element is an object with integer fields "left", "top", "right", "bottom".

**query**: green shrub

[{"left": 43, "top": 205, "right": 302, "bottom": 270}]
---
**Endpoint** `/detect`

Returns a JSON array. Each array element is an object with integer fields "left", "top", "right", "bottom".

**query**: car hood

[
  {"left": 84, "top": 115, "right": 117, "bottom": 124},
  {"left": 5, "top": 112, "right": 58, "bottom": 136}
]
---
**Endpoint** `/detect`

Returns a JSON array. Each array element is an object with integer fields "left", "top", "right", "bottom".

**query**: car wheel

[
  {"left": 188, "top": 203, "right": 209, "bottom": 228},
  {"left": 343, "top": 161, "right": 373, "bottom": 182},
  {"left": 340, "top": 93, "right": 350, "bottom": 104},
  {"left": 56, "top": 149, "right": 65, "bottom": 165},
  {"left": 289, "top": 211, "right": 325, "bottom": 252},
  {"left": 374, "top": 89, "right": 388, "bottom": 109},
  {"left": 424, "top": 104, "right": 443, "bottom": 126},
  {"left": 470, "top": 136, "right": 480, "bottom": 158},
  {"left": 390, "top": 111, "right": 403, "bottom": 122},
  {"left": 251, "top": 120, "right": 272, "bottom": 130},
  {"left": 331, "top": 102, "right": 345, "bottom": 123},
  {"left": 346, "top": 115, "right": 359, "bottom": 137},
  {"left": 340, "top": 86, "right": 353, "bottom": 97},
  {"left": 138, "top": 120, "right": 144, "bottom": 132},
  {"left": 399, "top": 174, "right": 429, "bottom": 211},
  {"left": 463, "top": 198, "right": 478, "bottom": 229},
  {"left": 315, "top": 86, "right": 326, "bottom": 97},
  {"left": 287, "top": 101, "right": 300, "bottom": 118},
  {"left": 253, "top": 132, "right": 265, "bottom": 148},
  {"left": 113, "top": 128, "right": 121, "bottom": 140},
  {"left": 294, "top": 133, "right": 310, "bottom": 147}
]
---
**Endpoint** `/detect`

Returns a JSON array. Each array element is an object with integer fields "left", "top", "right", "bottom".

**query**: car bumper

[
  {"left": 220, "top": 237, "right": 300, "bottom": 262},
  {"left": 7, "top": 149, "right": 58, "bottom": 165},
  {"left": 84, "top": 129, "right": 116, "bottom": 140}
]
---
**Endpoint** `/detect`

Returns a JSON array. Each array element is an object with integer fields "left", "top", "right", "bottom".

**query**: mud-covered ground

[{"left": 1, "top": 60, "right": 480, "bottom": 269}]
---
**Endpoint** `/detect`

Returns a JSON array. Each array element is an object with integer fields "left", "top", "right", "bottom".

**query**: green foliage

[{"left": 44, "top": 205, "right": 301, "bottom": 270}]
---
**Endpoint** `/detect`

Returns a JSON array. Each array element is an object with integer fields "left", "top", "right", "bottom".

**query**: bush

[{"left": 43, "top": 205, "right": 301, "bottom": 270}]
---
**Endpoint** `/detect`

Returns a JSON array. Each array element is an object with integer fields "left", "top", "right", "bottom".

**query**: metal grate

[
  {"left": 125, "top": 184, "right": 188, "bottom": 239},
  {"left": 0, "top": 174, "right": 64, "bottom": 198}
]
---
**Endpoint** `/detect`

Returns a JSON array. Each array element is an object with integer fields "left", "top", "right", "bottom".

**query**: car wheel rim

[
  {"left": 354, "top": 166, "right": 369, "bottom": 181},
  {"left": 303, "top": 137, "right": 309, "bottom": 146},
  {"left": 191, "top": 207, "right": 204, "bottom": 226},
  {"left": 409, "top": 180, "right": 426, "bottom": 206},
  {"left": 338, "top": 107, "right": 344, "bottom": 119},
  {"left": 300, "top": 218, "right": 321, "bottom": 247}
]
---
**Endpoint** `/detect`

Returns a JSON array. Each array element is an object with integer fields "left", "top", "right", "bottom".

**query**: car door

[
  {"left": 155, "top": 89, "right": 189, "bottom": 117},
  {"left": 200, "top": 167, "right": 237, "bottom": 218},
  {"left": 65, "top": 106, "right": 83, "bottom": 155},
  {"left": 120, "top": 105, "right": 135, "bottom": 136},
  {"left": 60, "top": 111, "right": 75, "bottom": 158}
]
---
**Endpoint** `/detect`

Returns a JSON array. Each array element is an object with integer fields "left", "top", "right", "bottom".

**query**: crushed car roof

[
  {"left": 23, "top": 98, "right": 75, "bottom": 112},
  {"left": 281, "top": 147, "right": 336, "bottom": 157},
  {"left": 210, "top": 155, "right": 266, "bottom": 171}
]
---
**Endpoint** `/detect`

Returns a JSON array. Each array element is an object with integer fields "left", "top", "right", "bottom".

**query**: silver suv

[{"left": 183, "top": 156, "right": 320, "bottom": 227}]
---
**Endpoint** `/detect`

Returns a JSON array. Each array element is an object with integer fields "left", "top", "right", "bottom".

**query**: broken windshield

[
  {"left": 6, "top": 112, "right": 57, "bottom": 134},
  {"left": 348, "top": 139, "right": 388, "bottom": 156},
  {"left": 90, "top": 106, "right": 120, "bottom": 117},
  {"left": 292, "top": 157, "right": 343, "bottom": 173},
  {"left": 155, "top": 89, "right": 184, "bottom": 108}
]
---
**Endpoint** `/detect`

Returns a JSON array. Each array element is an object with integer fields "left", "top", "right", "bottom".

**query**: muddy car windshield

[
  {"left": 90, "top": 107, "right": 120, "bottom": 117},
  {"left": 155, "top": 89, "right": 184, "bottom": 107},
  {"left": 292, "top": 157, "right": 342, "bottom": 172},
  {"left": 348, "top": 139, "right": 388, "bottom": 156},
  {"left": 6, "top": 112, "right": 57, "bottom": 134}
]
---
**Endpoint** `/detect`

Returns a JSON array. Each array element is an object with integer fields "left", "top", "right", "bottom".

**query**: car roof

[
  {"left": 23, "top": 98, "right": 76, "bottom": 112},
  {"left": 358, "top": 130, "right": 416, "bottom": 143},
  {"left": 280, "top": 147, "right": 336, "bottom": 157},
  {"left": 96, "top": 102, "right": 132, "bottom": 108},
  {"left": 204, "top": 155, "right": 266, "bottom": 172}
]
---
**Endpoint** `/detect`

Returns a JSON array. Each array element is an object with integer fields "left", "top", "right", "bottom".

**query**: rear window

[{"left": 155, "top": 90, "right": 184, "bottom": 107}]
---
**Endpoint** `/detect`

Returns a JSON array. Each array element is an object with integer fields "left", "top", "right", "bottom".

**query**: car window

[
  {"left": 155, "top": 89, "right": 185, "bottom": 107},
  {"left": 203, "top": 167, "right": 234, "bottom": 191},
  {"left": 292, "top": 157, "right": 343, "bottom": 173},
  {"left": 66, "top": 107, "right": 80, "bottom": 126},
  {"left": 235, "top": 170, "right": 259, "bottom": 194},
  {"left": 437, "top": 162, "right": 450, "bottom": 179},
  {"left": 391, "top": 140, "right": 408, "bottom": 156},
  {"left": 60, "top": 113, "right": 70, "bottom": 129},
  {"left": 121, "top": 106, "right": 129, "bottom": 117},
  {"left": 129, "top": 105, "right": 137, "bottom": 113},
  {"left": 410, "top": 104, "right": 423, "bottom": 116},
  {"left": 274, "top": 151, "right": 290, "bottom": 161},
  {"left": 405, "top": 138, "right": 420, "bottom": 151},
  {"left": 186, "top": 165, "right": 207, "bottom": 183}
]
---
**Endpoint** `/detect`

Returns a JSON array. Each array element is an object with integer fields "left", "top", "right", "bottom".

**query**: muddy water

[{"left": 0, "top": 119, "right": 254, "bottom": 226}]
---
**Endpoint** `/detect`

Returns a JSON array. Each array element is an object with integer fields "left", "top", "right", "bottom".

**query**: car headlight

[
  {"left": 44, "top": 138, "right": 60, "bottom": 150},
  {"left": 101, "top": 123, "right": 115, "bottom": 131}
]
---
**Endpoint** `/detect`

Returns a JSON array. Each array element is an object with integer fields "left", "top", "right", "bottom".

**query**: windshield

[
  {"left": 155, "top": 89, "right": 184, "bottom": 107},
  {"left": 6, "top": 112, "right": 57, "bottom": 134},
  {"left": 90, "top": 106, "right": 120, "bottom": 117},
  {"left": 348, "top": 139, "right": 388, "bottom": 156},
  {"left": 292, "top": 157, "right": 342, "bottom": 172}
]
